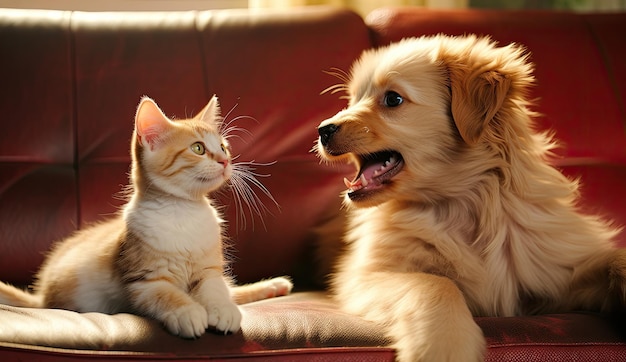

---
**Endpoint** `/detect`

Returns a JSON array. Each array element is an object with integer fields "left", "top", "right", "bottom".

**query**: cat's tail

[{"left": 0, "top": 282, "right": 43, "bottom": 308}]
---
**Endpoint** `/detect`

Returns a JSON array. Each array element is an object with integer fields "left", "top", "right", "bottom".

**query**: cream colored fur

[{"left": 316, "top": 35, "right": 624, "bottom": 361}]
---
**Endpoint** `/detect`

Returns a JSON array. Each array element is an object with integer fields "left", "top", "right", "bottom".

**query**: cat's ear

[
  {"left": 135, "top": 97, "right": 172, "bottom": 149},
  {"left": 196, "top": 95, "right": 222, "bottom": 126}
]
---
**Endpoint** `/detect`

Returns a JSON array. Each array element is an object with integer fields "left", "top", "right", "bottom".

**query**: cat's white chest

[{"left": 125, "top": 197, "right": 222, "bottom": 253}]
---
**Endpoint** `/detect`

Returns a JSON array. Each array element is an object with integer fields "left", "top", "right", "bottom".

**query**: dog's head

[{"left": 316, "top": 35, "right": 534, "bottom": 207}]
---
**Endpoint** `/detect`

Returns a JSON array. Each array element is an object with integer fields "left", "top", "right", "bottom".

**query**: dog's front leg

[{"left": 334, "top": 271, "right": 485, "bottom": 362}]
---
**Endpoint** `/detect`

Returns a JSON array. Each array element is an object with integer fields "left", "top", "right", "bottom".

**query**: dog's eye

[{"left": 383, "top": 91, "right": 404, "bottom": 108}]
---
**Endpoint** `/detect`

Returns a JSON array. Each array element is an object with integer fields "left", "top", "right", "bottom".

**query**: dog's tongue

[{"left": 343, "top": 160, "right": 389, "bottom": 192}]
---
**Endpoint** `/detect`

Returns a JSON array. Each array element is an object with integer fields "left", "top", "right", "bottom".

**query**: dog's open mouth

[{"left": 344, "top": 151, "right": 404, "bottom": 199}]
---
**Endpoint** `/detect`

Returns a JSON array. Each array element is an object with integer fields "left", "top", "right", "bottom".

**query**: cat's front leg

[
  {"left": 193, "top": 276, "right": 242, "bottom": 334},
  {"left": 127, "top": 279, "right": 209, "bottom": 338},
  {"left": 162, "top": 300, "right": 209, "bottom": 338}
]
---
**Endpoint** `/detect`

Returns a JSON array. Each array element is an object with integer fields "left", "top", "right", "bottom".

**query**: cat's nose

[{"left": 318, "top": 124, "right": 339, "bottom": 146}]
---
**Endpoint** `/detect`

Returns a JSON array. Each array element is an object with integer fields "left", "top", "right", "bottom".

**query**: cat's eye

[
  {"left": 220, "top": 143, "right": 226, "bottom": 153},
  {"left": 383, "top": 91, "right": 404, "bottom": 108},
  {"left": 190, "top": 142, "right": 205, "bottom": 155}
]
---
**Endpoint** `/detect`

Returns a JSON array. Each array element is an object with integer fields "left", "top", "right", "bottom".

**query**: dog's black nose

[{"left": 318, "top": 124, "right": 338, "bottom": 146}]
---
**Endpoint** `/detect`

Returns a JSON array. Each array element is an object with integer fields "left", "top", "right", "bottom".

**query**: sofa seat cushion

[
  {"left": 0, "top": 292, "right": 391, "bottom": 359},
  {"left": 2, "top": 291, "right": 626, "bottom": 361},
  {"left": 481, "top": 312, "right": 626, "bottom": 361}
]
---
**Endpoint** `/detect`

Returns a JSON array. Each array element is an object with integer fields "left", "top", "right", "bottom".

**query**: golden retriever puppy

[{"left": 315, "top": 35, "right": 625, "bottom": 362}]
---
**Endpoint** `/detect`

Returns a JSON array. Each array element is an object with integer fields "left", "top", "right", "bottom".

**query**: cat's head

[{"left": 132, "top": 96, "right": 232, "bottom": 200}]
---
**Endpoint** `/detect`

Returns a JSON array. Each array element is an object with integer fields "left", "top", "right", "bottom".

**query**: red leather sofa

[{"left": 1, "top": 6, "right": 625, "bottom": 361}]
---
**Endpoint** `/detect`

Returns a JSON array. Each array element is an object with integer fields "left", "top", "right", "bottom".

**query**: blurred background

[{"left": 0, "top": 0, "right": 624, "bottom": 15}]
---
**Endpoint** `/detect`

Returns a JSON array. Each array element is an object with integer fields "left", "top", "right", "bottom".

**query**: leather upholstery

[{"left": 0, "top": 6, "right": 625, "bottom": 361}]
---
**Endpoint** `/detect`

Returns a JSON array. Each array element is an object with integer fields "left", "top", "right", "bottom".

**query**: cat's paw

[
  {"left": 163, "top": 302, "right": 208, "bottom": 338},
  {"left": 263, "top": 276, "right": 293, "bottom": 298},
  {"left": 207, "top": 300, "right": 242, "bottom": 334}
]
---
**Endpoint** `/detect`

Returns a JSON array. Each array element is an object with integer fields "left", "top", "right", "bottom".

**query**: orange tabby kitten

[{"left": 0, "top": 96, "right": 292, "bottom": 338}]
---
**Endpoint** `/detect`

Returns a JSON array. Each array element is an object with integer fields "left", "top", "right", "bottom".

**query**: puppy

[{"left": 315, "top": 35, "right": 625, "bottom": 362}]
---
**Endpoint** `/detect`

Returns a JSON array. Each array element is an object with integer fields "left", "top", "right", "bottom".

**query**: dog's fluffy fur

[{"left": 315, "top": 35, "right": 625, "bottom": 361}]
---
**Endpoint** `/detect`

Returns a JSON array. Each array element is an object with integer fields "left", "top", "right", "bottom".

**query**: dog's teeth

[
  {"left": 374, "top": 164, "right": 386, "bottom": 177},
  {"left": 344, "top": 176, "right": 364, "bottom": 192},
  {"left": 360, "top": 174, "right": 368, "bottom": 187},
  {"left": 344, "top": 177, "right": 353, "bottom": 189}
]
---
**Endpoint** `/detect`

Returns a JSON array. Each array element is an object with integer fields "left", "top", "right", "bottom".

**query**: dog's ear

[{"left": 448, "top": 65, "right": 512, "bottom": 145}]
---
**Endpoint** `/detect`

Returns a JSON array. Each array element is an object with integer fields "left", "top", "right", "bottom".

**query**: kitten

[{"left": 0, "top": 96, "right": 292, "bottom": 338}]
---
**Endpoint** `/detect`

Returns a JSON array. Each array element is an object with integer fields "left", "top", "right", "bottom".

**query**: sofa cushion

[
  {"left": 0, "top": 292, "right": 394, "bottom": 360},
  {"left": 1, "top": 292, "right": 625, "bottom": 361}
]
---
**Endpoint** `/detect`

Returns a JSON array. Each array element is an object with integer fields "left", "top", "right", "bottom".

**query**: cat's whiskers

[
  {"left": 221, "top": 101, "right": 240, "bottom": 124},
  {"left": 220, "top": 103, "right": 259, "bottom": 142},
  {"left": 228, "top": 160, "right": 279, "bottom": 231},
  {"left": 215, "top": 105, "right": 277, "bottom": 231},
  {"left": 222, "top": 125, "right": 252, "bottom": 143},
  {"left": 221, "top": 117, "right": 257, "bottom": 143}
]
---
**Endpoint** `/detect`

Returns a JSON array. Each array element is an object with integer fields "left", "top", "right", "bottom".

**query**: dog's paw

[
  {"left": 392, "top": 321, "right": 485, "bottom": 362},
  {"left": 207, "top": 300, "right": 242, "bottom": 334},
  {"left": 162, "top": 302, "right": 208, "bottom": 338},
  {"left": 349, "top": 273, "right": 486, "bottom": 362},
  {"left": 393, "top": 308, "right": 485, "bottom": 362}
]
